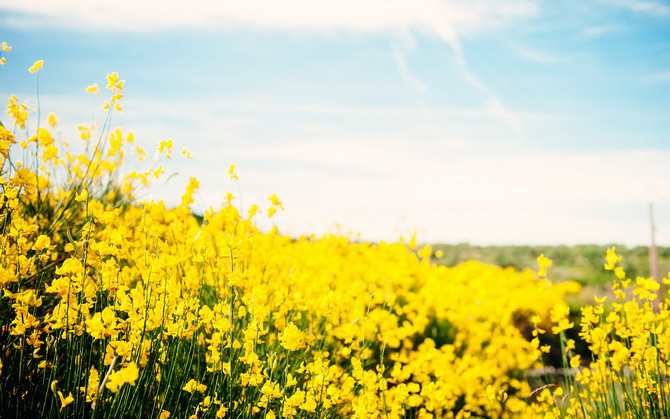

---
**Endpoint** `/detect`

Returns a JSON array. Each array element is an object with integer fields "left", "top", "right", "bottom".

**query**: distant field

[{"left": 432, "top": 243, "right": 670, "bottom": 286}]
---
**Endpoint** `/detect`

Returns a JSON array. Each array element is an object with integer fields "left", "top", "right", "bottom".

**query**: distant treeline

[{"left": 432, "top": 243, "right": 670, "bottom": 285}]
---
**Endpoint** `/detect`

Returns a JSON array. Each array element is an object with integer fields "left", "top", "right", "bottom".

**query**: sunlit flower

[
  {"left": 537, "top": 254, "right": 552, "bottom": 277},
  {"left": 279, "top": 322, "right": 305, "bottom": 351},
  {"left": 28, "top": 60, "right": 44, "bottom": 73},
  {"left": 105, "top": 362, "right": 139, "bottom": 393},
  {"left": 58, "top": 391, "right": 74, "bottom": 410},
  {"left": 75, "top": 189, "right": 88, "bottom": 202},
  {"left": 86, "top": 83, "right": 100, "bottom": 95}
]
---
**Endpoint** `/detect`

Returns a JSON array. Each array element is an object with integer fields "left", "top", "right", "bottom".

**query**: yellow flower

[
  {"left": 228, "top": 164, "right": 239, "bottom": 180},
  {"left": 537, "top": 254, "right": 552, "bottom": 277},
  {"left": 279, "top": 322, "right": 306, "bottom": 351},
  {"left": 181, "top": 177, "right": 200, "bottom": 207},
  {"left": 75, "top": 189, "right": 88, "bottom": 202},
  {"left": 613, "top": 266, "right": 626, "bottom": 279},
  {"left": 182, "top": 378, "right": 206, "bottom": 393},
  {"left": 28, "top": 59, "right": 44, "bottom": 73},
  {"left": 417, "top": 244, "right": 432, "bottom": 259},
  {"left": 32, "top": 235, "right": 51, "bottom": 251},
  {"left": 216, "top": 406, "right": 228, "bottom": 418},
  {"left": 82, "top": 367, "right": 100, "bottom": 402},
  {"left": 86, "top": 83, "right": 100, "bottom": 95},
  {"left": 570, "top": 354, "right": 581, "bottom": 368},
  {"left": 268, "top": 193, "right": 284, "bottom": 209},
  {"left": 58, "top": 391, "right": 74, "bottom": 410},
  {"left": 158, "top": 139, "right": 173, "bottom": 158},
  {"left": 1, "top": 42, "right": 11, "bottom": 51},
  {"left": 105, "top": 362, "right": 139, "bottom": 393},
  {"left": 604, "top": 247, "right": 621, "bottom": 270},
  {"left": 47, "top": 113, "right": 59, "bottom": 127}
]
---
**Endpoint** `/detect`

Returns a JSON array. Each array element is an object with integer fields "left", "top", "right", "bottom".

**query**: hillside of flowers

[{"left": 3, "top": 46, "right": 670, "bottom": 418}]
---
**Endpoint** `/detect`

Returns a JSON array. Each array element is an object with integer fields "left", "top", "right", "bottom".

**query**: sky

[{"left": 1, "top": 0, "right": 669, "bottom": 246}]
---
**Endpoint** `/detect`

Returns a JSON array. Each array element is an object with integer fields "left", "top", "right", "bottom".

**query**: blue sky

[{"left": 1, "top": 0, "right": 669, "bottom": 245}]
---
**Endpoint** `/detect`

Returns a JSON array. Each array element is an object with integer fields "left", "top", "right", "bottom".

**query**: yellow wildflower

[
  {"left": 75, "top": 189, "right": 88, "bottom": 202},
  {"left": 228, "top": 164, "right": 239, "bottom": 180},
  {"left": 28, "top": 59, "right": 44, "bottom": 73},
  {"left": 182, "top": 378, "right": 206, "bottom": 394},
  {"left": 537, "top": 254, "right": 552, "bottom": 277},
  {"left": 58, "top": 391, "right": 74, "bottom": 410},
  {"left": 47, "top": 113, "right": 59, "bottom": 127},
  {"left": 604, "top": 247, "right": 621, "bottom": 270},
  {"left": 86, "top": 83, "right": 100, "bottom": 95},
  {"left": 105, "top": 362, "right": 139, "bottom": 393},
  {"left": 158, "top": 139, "right": 173, "bottom": 159},
  {"left": 279, "top": 322, "right": 306, "bottom": 351}
]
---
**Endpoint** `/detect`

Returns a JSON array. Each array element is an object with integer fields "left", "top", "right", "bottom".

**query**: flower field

[{"left": 2, "top": 48, "right": 670, "bottom": 418}]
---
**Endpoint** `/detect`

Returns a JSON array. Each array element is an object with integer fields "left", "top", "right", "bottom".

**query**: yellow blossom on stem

[
  {"left": 28, "top": 60, "right": 44, "bottom": 73},
  {"left": 58, "top": 391, "right": 74, "bottom": 410},
  {"left": 47, "top": 113, "right": 59, "bottom": 127},
  {"left": 268, "top": 193, "right": 283, "bottom": 209},
  {"left": 604, "top": 247, "right": 622, "bottom": 270},
  {"left": 86, "top": 83, "right": 100, "bottom": 95},
  {"left": 1, "top": 41, "right": 10, "bottom": 62},
  {"left": 105, "top": 362, "right": 139, "bottom": 393},
  {"left": 75, "top": 189, "right": 88, "bottom": 202},
  {"left": 279, "top": 322, "right": 306, "bottom": 351},
  {"left": 182, "top": 378, "right": 207, "bottom": 393},
  {"left": 181, "top": 177, "right": 200, "bottom": 207},
  {"left": 228, "top": 164, "right": 239, "bottom": 180},
  {"left": 537, "top": 254, "right": 552, "bottom": 277}
]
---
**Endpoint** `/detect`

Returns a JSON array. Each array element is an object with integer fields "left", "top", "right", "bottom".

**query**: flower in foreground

[
  {"left": 279, "top": 322, "right": 306, "bottom": 351},
  {"left": 182, "top": 379, "right": 207, "bottom": 394},
  {"left": 106, "top": 362, "right": 139, "bottom": 393},
  {"left": 58, "top": 391, "right": 74, "bottom": 410}
]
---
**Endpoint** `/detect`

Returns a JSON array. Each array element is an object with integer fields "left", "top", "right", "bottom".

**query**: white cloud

[
  {"left": 213, "top": 139, "right": 670, "bottom": 246},
  {"left": 15, "top": 92, "right": 670, "bottom": 245},
  {"left": 0, "top": 0, "right": 537, "bottom": 44},
  {"left": 582, "top": 25, "right": 621, "bottom": 37},
  {"left": 514, "top": 45, "right": 566, "bottom": 65},
  {"left": 0, "top": 0, "right": 536, "bottom": 152}
]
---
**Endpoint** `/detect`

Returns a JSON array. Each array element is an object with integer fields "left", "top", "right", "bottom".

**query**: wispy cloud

[
  {"left": 581, "top": 25, "right": 621, "bottom": 37},
  {"left": 601, "top": 0, "right": 670, "bottom": 17},
  {"left": 14, "top": 91, "right": 669, "bottom": 245},
  {"left": 1, "top": 0, "right": 535, "bottom": 142},
  {"left": 391, "top": 44, "right": 430, "bottom": 104},
  {"left": 0, "top": 1, "right": 537, "bottom": 41},
  {"left": 514, "top": 45, "right": 566, "bottom": 65}
]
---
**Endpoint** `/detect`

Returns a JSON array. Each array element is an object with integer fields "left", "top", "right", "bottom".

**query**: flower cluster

[
  {"left": 534, "top": 248, "right": 670, "bottom": 418},
  {"left": 0, "top": 50, "right": 596, "bottom": 419}
]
